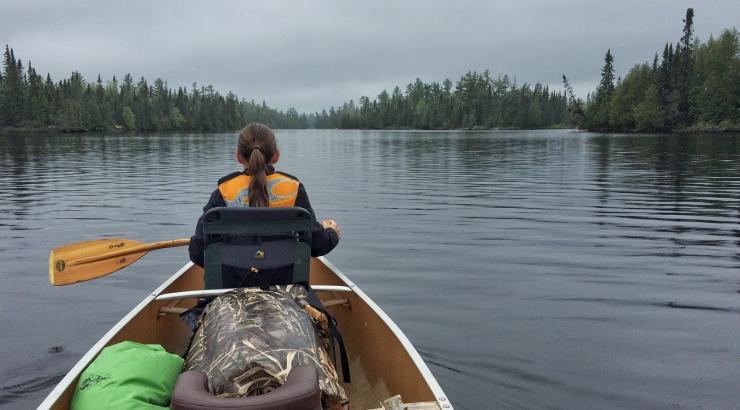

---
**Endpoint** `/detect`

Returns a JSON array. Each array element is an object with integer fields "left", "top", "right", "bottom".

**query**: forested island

[
  {"left": 313, "top": 73, "right": 569, "bottom": 130},
  {"left": 0, "top": 7, "right": 736, "bottom": 133},
  {"left": 566, "top": 8, "right": 739, "bottom": 133},
  {"left": 0, "top": 47, "right": 309, "bottom": 132}
]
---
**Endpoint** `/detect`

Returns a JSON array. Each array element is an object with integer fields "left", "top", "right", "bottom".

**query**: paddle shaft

[{"left": 68, "top": 239, "right": 191, "bottom": 266}]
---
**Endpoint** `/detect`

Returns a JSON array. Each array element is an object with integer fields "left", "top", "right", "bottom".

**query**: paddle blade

[{"left": 49, "top": 239, "right": 148, "bottom": 286}]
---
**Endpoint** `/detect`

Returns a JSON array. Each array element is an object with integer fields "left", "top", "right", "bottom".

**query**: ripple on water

[{"left": 1, "top": 130, "right": 739, "bottom": 409}]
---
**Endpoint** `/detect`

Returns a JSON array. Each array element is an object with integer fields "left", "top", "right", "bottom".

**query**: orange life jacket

[{"left": 218, "top": 172, "right": 299, "bottom": 208}]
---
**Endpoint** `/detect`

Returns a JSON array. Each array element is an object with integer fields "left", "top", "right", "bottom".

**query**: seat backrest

[{"left": 202, "top": 207, "right": 312, "bottom": 289}]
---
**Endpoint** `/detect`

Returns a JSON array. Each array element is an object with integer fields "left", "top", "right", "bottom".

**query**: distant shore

[
  {"left": 5, "top": 124, "right": 740, "bottom": 135},
  {"left": 3, "top": 125, "right": 740, "bottom": 135},
  {"left": 672, "top": 123, "right": 740, "bottom": 134},
  {"left": 0, "top": 125, "right": 124, "bottom": 134},
  {"left": 0, "top": 124, "right": 575, "bottom": 134},
  {"left": 584, "top": 123, "right": 740, "bottom": 134}
]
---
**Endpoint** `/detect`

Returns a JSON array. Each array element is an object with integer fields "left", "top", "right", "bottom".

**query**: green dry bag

[{"left": 71, "top": 341, "right": 183, "bottom": 410}]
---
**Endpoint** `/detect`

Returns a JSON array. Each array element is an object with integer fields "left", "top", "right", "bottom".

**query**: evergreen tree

[
  {"left": 586, "top": 49, "right": 616, "bottom": 130},
  {"left": 676, "top": 8, "right": 695, "bottom": 125},
  {"left": 1, "top": 46, "right": 24, "bottom": 125},
  {"left": 598, "top": 49, "right": 616, "bottom": 101},
  {"left": 26, "top": 61, "right": 46, "bottom": 126}
]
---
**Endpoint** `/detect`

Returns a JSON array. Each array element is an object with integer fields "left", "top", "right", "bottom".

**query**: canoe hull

[{"left": 38, "top": 257, "right": 451, "bottom": 409}]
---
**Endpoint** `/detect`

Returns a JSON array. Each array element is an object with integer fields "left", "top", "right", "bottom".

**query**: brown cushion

[{"left": 171, "top": 365, "right": 321, "bottom": 410}]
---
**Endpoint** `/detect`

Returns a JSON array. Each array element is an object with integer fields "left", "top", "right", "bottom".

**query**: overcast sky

[{"left": 1, "top": 1, "right": 738, "bottom": 113}]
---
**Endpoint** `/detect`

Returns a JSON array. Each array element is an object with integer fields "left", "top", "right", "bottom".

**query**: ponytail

[
  {"left": 247, "top": 148, "right": 269, "bottom": 207},
  {"left": 237, "top": 123, "right": 277, "bottom": 208}
]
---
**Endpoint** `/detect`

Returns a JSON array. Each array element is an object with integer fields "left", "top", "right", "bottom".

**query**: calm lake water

[{"left": 0, "top": 129, "right": 738, "bottom": 409}]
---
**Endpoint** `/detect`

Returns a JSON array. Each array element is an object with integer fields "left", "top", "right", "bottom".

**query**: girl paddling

[{"left": 188, "top": 122, "right": 342, "bottom": 268}]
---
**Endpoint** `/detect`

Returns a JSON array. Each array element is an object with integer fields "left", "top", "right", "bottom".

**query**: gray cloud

[{"left": 2, "top": 0, "right": 738, "bottom": 112}]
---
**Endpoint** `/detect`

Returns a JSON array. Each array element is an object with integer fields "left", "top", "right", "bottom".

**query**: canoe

[{"left": 38, "top": 257, "right": 453, "bottom": 409}]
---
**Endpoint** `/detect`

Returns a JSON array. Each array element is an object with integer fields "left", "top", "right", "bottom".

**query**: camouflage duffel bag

[{"left": 183, "top": 286, "right": 348, "bottom": 408}]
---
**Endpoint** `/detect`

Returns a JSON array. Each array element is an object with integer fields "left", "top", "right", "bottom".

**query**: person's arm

[
  {"left": 188, "top": 189, "right": 226, "bottom": 267},
  {"left": 295, "top": 183, "right": 340, "bottom": 256}
]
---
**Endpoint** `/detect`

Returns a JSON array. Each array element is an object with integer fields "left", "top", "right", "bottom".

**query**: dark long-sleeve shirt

[{"left": 188, "top": 170, "right": 339, "bottom": 267}]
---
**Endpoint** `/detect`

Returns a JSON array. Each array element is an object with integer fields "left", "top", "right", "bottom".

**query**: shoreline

[
  {"left": 583, "top": 124, "right": 740, "bottom": 134},
  {"left": 2, "top": 124, "right": 739, "bottom": 135}
]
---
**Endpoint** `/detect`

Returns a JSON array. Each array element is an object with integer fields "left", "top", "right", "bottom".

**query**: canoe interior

[{"left": 46, "top": 258, "right": 439, "bottom": 410}]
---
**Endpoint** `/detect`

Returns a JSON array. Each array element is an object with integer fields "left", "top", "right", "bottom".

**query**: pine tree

[
  {"left": 676, "top": 8, "right": 695, "bottom": 125},
  {"left": 583, "top": 49, "right": 616, "bottom": 130},
  {"left": 597, "top": 49, "right": 616, "bottom": 102},
  {"left": 26, "top": 61, "right": 47, "bottom": 126},
  {"left": 0, "top": 46, "right": 14, "bottom": 125},
  {"left": 1, "top": 46, "right": 24, "bottom": 126}
]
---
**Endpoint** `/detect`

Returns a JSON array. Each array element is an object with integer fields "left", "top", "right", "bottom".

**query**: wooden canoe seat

[{"left": 171, "top": 365, "right": 321, "bottom": 410}]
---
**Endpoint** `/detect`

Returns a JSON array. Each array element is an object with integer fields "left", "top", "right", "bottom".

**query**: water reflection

[{"left": 587, "top": 134, "right": 740, "bottom": 251}]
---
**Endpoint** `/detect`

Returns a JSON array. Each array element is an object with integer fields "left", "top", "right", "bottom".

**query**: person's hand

[{"left": 321, "top": 219, "right": 342, "bottom": 240}]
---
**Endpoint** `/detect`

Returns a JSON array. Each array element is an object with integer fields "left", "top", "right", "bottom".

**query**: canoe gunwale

[
  {"left": 154, "top": 284, "right": 353, "bottom": 301},
  {"left": 316, "top": 257, "right": 451, "bottom": 408}
]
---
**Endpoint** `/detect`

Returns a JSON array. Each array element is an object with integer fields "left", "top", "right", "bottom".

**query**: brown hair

[{"left": 238, "top": 123, "right": 277, "bottom": 207}]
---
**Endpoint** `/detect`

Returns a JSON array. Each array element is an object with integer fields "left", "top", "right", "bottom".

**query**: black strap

[
  {"left": 312, "top": 305, "right": 350, "bottom": 383},
  {"left": 180, "top": 298, "right": 212, "bottom": 358}
]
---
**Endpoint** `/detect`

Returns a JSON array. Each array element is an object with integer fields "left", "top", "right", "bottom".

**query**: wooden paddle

[{"left": 49, "top": 238, "right": 191, "bottom": 286}]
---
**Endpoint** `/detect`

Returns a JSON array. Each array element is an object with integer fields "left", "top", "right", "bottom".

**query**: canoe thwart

[
  {"left": 158, "top": 298, "right": 350, "bottom": 316},
  {"left": 155, "top": 285, "right": 353, "bottom": 301},
  {"left": 310, "top": 285, "right": 354, "bottom": 293},
  {"left": 322, "top": 298, "right": 351, "bottom": 309},
  {"left": 158, "top": 306, "right": 189, "bottom": 315}
]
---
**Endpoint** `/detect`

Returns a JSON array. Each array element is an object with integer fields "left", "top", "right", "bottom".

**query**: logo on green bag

[{"left": 78, "top": 373, "right": 111, "bottom": 391}]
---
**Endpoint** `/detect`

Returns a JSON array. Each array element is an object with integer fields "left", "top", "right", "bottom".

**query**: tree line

[
  {"left": 0, "top": 47, "right": 309, "bottom": 132},
  {"left": 569, "top": 8, "right": 740, "bottom": 132},
  {"left": 0, "top": 47, "right": 569, "bottom": 133},
  {"left": 312, "top": 71, "right": 569, "bottom": 129},
  {"left": 5, "top": 8, "right": 734, "bottom": 134}
]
